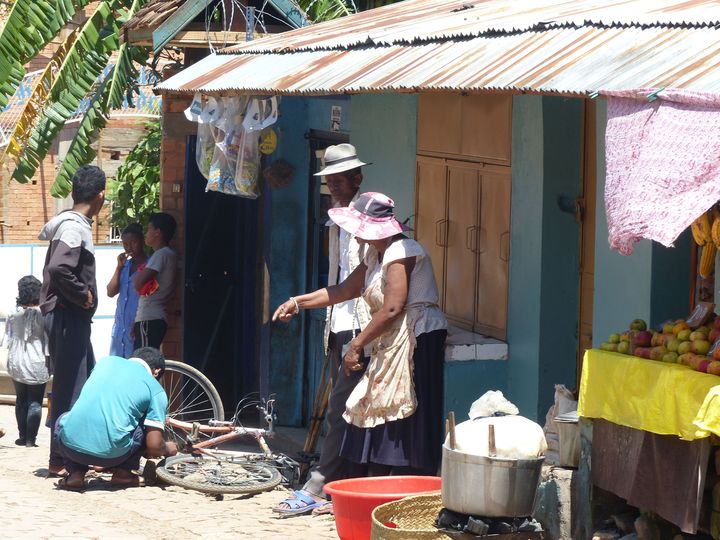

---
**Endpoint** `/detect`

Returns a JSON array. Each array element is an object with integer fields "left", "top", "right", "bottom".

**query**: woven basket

[{"left": 371, "top": 493, "right": 452, "bottom": 540}]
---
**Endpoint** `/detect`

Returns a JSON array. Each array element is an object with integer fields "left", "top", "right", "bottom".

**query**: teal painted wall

[
  {"left": 507, "top": 95, "right": 544, "bottom": 419},
  {"left": 592, "top": 100, "right": 693, "bottom": 343},
  {"left": 268, "top": 97, "right": 312, "bottom": 425},
  {"left": 507, "top": 96, "right": 583, "bottom": 421},
  {"left": 350, "top": 94, "right": 418, "bottom": 226},
  {"left": 537, "top": 97, "right": 583, "bottom": 417},
  {"left": 444, "top": 360, "right": 508, "bottom": 420}
]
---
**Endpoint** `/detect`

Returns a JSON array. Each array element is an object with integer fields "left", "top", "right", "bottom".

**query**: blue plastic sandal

[{"left": 273, "top": 490, "right": 325, "bottom": 517}]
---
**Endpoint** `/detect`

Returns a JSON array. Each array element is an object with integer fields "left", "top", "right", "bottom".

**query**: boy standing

[
  {"left": 133, "top": 213, "right": 177, "bottom": 349},
  {"left": 39, "top": 164, "right": 105, "bottom": 476}
]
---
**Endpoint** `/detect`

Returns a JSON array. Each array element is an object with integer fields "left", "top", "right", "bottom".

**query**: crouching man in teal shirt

[{"left": 54, "top": 347, "right": 178, "bottom": 490}]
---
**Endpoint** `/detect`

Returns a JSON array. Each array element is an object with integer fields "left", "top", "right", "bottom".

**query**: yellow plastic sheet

[{"left": 578, "top": 349, "right": 720, "bottom": 440}]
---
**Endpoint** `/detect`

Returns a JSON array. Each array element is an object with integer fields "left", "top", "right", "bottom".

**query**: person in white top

[
  {"left": 272, "top": 144, "right": 371, "bottom": 516},
  {"left": 275, "top": 193, "right": 447, "bottom": 482},
  {"left": 3, "top": 276, "right": 49, "bottom": 447}
]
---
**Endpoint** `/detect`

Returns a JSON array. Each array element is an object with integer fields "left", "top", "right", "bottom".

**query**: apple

[
  {"left": 630, "top": 319, "right": 647, "bottom": 331},
  {"left": 698, "top": 358, "right": 713, "bottom": 373},
  {"left": 650, "top": 346, "right": 667, "bottom": 361},
  {"left": 666, "top": 338, "right": 680, "bottom": 352},
  {"left": 662, "top": 322, "right": 675, "bottom": 334},
  {"left": 600, "top": 342, "right": 618, "bottom": 352},
  {"left": 707, "top": 361, "right": 720, "bottom": 376},
  {"left": 620, "top": 332, "right": 630, "bottom": 343},
  {"left": 692, "top": 340, "right": 711, "bottom": 355},
  {"left": 673, "top": 322, "right": 690, "bottom": 335},
  {"left": 678, "top": 341, "right": 693, "bottom": 355},
  {"left": 697, "top": 326, "right": 710, "bottom": 336},
  {"left": 678, "top": 352, "right": 695, "bottom": 365},
  {"left": 688, "top": 355, "right": 706, "bottom": 370},
  {"left": 678, "top": 329, "right": 692, "bottom": 342},
  {"left": 608, "top": 333, "right": 620, "bottom": 344},
  {"left": 713, "top": 347, "right": 720, "bottom": 361},
  {"left": 690, "top": 331, "right": 708, "bottom": 341},
  {"left": 617, "top": 341, "right": 630, "bottom": 354},
  {"left": 634, "top": 347, "right": 651, "bottom": 359},
  {"left": 651, "top": 333, "right": 660, "bottom": 347},
  {"left": 634, "top": 330, "right": 653, "bottom": 347},
  {"left": 662, "top": 352, "right": 679, "bottom": 363}
]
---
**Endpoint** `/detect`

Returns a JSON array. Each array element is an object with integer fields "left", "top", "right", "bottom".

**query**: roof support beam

[
  {"left": 266, "top": 0, "right": 308, "bottom": 29},
  {"left": 153, "top": 0, "right": 214, "bottom": 54}
]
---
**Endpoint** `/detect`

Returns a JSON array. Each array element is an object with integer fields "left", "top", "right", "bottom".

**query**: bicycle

[{"left": 156, "top": 362, "right": 300, "bottom": 495}]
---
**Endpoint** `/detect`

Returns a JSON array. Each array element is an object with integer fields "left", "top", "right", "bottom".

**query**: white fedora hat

[{"left": 314, "top": 143, "right": 369, "bottom": 176}]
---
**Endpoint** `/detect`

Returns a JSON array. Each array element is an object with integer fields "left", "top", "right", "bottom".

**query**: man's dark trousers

[{"left": 45, "top": 307, "right": 95, "bottom": 468}]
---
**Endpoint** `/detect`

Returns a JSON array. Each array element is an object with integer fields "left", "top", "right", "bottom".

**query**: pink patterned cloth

[{"left": 603, "top": 89, "right": 720, "bottom": 255}]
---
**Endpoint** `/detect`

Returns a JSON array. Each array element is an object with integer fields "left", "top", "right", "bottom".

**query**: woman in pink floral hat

[{"left": 273, "top": 192, "right": 447, "bottom": 476}]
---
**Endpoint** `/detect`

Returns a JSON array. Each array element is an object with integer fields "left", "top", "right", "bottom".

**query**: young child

[
  {"left": 133, "top": 213, "right": 177, "bottom": 349},
  {"left": 2, "top": 276, "right": 49, "bottom": 447}
]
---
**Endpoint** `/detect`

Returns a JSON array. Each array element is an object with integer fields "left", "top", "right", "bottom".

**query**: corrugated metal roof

[
  {"left": 156, "top": 0, "right": 720, "bottom": 96},
  {"left": 221, "top": 0, "right": 720, "bottom": 53}
]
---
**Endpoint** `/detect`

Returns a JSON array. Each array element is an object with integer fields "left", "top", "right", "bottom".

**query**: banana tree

[{"left": 0, "top": 0, "right": 149, "bottom": 197}]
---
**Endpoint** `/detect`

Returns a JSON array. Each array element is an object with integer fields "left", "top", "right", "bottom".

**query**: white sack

[{"left": 448, "top": 415, "right": 548, "bottom": 459}]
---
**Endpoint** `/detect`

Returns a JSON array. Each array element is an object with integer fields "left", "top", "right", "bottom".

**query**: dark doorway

[{"left": 183, "top": 135, "right": 259, "bottom": 416}]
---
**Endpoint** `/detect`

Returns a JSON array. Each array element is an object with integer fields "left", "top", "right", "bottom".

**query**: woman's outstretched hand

[{"left": 272, "top": 299, "right": 298, "bottom": 322}]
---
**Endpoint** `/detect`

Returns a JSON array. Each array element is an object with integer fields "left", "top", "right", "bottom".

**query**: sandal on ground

[
  {"left": 312, "top": 502, "right": 334, "bottom": 516},
  {"left": 273, "top": 490, "right": 326, "bottom": 517},
  {"left": 55, "top": 477, "right": 85, "bottom": 492},
  {"left": 110, "top": 470, "right": 140, "bottom": 488},
  {"left": 46, "top": 465, "right": 68, "bottom": 478}
]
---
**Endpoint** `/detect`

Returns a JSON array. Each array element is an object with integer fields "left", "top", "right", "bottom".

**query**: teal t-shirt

[{"left": 59, "top": 355, "right": 168, "bottom": 459}]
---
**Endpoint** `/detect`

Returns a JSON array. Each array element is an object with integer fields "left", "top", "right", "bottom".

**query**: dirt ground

[{"left": 0, "top": 404, "right": 337, "bottom": 539}]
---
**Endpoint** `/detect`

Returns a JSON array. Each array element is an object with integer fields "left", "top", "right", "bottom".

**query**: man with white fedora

[{"left": 272, "top": 143, "right": 371, "bottom": 516}]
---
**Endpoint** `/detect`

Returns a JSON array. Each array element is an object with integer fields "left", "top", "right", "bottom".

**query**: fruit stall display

[{"left": 600, "top": 316, "right": 720, "bottom": 375}]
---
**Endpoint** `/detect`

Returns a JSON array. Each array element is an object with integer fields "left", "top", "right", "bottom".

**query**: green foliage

[
  {"left": 299, "top": 0, "right": 355, "bottom": 22},
  {"left": 52, "top": 0, "right": 150, "bottom": 196},
  {"left": 0, "top": 0, "right": 151, "bottom": 195},
  {"left": 108, "top": 120, "right": 161, "bottom": 231},
  {"left": 0, "top": 0, "right": 91, "bottom": 108}
]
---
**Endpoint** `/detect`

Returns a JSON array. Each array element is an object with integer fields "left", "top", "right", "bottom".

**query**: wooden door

[
  {"left": 577, "top": 101, "right": 597, "bottom": 384},
  {"left": 445, "top": 160, "right": 481, "bottom": 327},
  {"left": 475, "top": 165, "right": 511, "bottom": 339},
  {"left": 415, "top": 156, "right": 448, "bottom": 308}
]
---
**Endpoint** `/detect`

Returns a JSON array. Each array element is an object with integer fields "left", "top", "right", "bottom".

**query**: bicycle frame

[{"left": 165, "top": 398, "right": 277, "bottom": 457}]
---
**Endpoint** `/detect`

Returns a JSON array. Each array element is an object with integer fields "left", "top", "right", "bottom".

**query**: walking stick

[{"left": 299, "top": 348, "right": 333, "bottom": 478}]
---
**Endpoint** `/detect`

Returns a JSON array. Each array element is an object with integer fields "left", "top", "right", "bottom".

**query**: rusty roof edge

[{"left": 216, "top": 19, "right": 719, "bottom": 55}]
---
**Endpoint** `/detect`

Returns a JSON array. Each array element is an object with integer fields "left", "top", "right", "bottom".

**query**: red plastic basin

[{"left": 324, "top": 475, "right": 441, "bottom": 540}]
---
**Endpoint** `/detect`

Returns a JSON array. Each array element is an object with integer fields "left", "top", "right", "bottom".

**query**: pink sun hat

[{"left": 328, "top": 192, "right": 411, "bottom": 240}]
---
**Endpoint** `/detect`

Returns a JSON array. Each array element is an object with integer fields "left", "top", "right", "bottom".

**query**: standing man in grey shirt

[
  {"left": 133, "top": 213, "right": 177, "bottom": 349},
  {"left": 273, "top": 143, "right": 371, "bottom": 516},
  {"left": 39, "top": 165, "right": 106, "bottom": 476}
]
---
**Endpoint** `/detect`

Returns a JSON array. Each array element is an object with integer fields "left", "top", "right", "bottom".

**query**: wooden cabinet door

[
  {"left": 417, "top": 94, "right": 463, "bottom": 155},
  {"left": 461, "top": 94, "right": 512, "bottom": 165},
  {"left": 445, "top": 161, "right": 481, "bottom": 328},
  {"left": 415, "top": 156, "right": 448, "bottom": 307},
  {"left": 475, "top": 165, "right": 511, "bottom": 339}
]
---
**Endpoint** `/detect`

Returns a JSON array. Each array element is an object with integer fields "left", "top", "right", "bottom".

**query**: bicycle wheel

[
  {"left": 162, "top": 360, "right": 224, "bottom": 445},
  {"left": 156, "top": 454, "right": 282, "bottom": 495}
]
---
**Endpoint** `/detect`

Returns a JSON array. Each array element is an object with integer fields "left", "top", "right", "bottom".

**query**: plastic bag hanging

[
  {"left": 207, "top": 97, "right": 246, "bottom": 195},
  {"left": 233, "top": 97, "right": 280, "bottom": 199}
]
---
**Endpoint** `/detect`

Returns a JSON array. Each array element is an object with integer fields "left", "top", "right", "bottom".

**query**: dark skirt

[{"left": 340, "top": 329, "right": 447, "bottom": 473}]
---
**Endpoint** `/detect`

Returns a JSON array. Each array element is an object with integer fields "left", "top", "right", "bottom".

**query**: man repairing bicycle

[{"left": 54, "top": 347, "right": 178, "bottom": 491}]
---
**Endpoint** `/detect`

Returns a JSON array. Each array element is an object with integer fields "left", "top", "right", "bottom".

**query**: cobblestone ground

[{"left": 0, "top": 405, "right": 337, "bottom": 539}]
